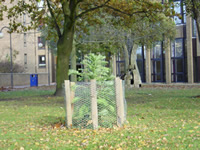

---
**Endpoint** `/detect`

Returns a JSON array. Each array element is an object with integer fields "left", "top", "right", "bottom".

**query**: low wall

[{"left": 0, "top": 73, "right": 49, "bottom": 87}]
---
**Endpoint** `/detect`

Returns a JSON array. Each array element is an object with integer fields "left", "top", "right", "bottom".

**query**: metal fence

[{"left": 64, "top": 77, "right": 126, "bottom": 129}]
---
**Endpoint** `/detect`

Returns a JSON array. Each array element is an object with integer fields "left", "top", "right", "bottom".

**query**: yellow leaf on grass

[
  {"left": 189, "top": 144, "right": 193, "bottom": 147},
  {"left": 187, "top": 130, "right": 194, "bottom": 133},
  {"left": 194, "top": 126, "right": 199, "bottom": 129},
  {"left": 20, "top": 147, "right": 25, "bottom": 150},
  {"left": 35, "top": 142, "right": 39, "bottom": 146},
  {"left": 82, "top": 139, "right": 87, "bottom": 143}
]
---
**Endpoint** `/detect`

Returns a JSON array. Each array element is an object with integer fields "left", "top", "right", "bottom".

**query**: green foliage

[
  {"left": 97, "top": 82, "right": 116, "bottom": 117},
  {"left": 184, "top": 0, "right": 200, "bottom": 18},
  {"left": 0, "top": 60, "right": 24, "bottom": 73},
  {"left": 5, "top": 50, "right": 19, "bottom": 62},
  {"left": 184, "top": 0, "right": 200, "bottom": 40},
  {"left": 76, "top": 42, "right": 118, "bottom": 55},
  {"left": 72, "top": 81, "right": 116, "bottom": 128},
  {"left": 69, "top": 53, "right": 116, "bottom": 128},
  {"left": 132, "top": 14, "right": 176, "bottom": 47},
  {"left": 69, "top": 53, "right": 114, "bottom": 82},
  {"left": 0, "top": 49, "right": 24, "bottom": 73}
]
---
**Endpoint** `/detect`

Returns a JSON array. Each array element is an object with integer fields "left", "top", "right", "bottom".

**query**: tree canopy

[{"left": 184, "top": 0, "right": 200, "bottom": 41}]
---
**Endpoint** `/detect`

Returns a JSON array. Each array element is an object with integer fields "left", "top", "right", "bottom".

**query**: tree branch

[
  {"left": 104, "top": 5, "right": 160, "bottom": 17},
  {"left": 191, "top": 0, "right": 197, "bottom": 19},
  {"left": 61, "top": 0, "right": 68, "bottom": 16},
  {"left": 76, "top": 0, "right": 111, "bottom": 19},
  {"left": 46, "top": 0, "right": 62, "bottom": 37},
  {"left": 104, "top": 5, "right": 133, "bottom": 17},
  {"left": 191, "top": 0, "right": 200, "bottom": 42}
]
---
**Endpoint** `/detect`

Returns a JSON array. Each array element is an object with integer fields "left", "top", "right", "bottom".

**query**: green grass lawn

[{"left": 0, "top": 87, "right": 200, "bottom": 149}]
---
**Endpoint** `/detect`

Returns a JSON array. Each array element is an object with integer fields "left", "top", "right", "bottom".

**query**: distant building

[
  {"left": 0, "top": 0, "right": 55, "bottom": 87},
  {"left": 116, "top": 0, "right": 200, "bottom": 84}
]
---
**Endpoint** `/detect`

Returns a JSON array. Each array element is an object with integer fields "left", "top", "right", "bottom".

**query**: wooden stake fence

[
  {"left": 64, "top": 80, "right": 72, "bottom": 128},
  {"left": 64, "top": 78, "right": 125, "bottom": 129},
  {"left": 115, "top": 77, "right": 125, "bottom": 127},
  {"left": 90, "top": 80, "right": 98, "bottom": 129}
]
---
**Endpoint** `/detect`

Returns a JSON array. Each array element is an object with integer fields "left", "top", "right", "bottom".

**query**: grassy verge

[
  {"left": 0, "top": 87, "right": 200, "bottom": 149},
  {"left": 0, "top": 89, "right": 55, "bottom": 99}
]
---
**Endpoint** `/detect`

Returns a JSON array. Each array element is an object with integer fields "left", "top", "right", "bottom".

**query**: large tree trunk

[
  {"left": 70, "top": 41, "right": 77, "bottom": 82},
  {"left": 55, "top": 28, "right": 74, "bottom": 96}
]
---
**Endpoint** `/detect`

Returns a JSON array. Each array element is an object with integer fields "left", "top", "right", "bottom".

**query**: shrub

[
  {"left": 69, "top": 53, "right": 114, "bottom": 81},
  {"left": 69, "top": 53, "right": 116, "bottom": 128},
  {"left": 0, "top": 60, "right": 24, "bottom": 73}
]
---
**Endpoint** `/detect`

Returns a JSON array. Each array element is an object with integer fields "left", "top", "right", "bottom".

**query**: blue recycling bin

[{"left": 30, "top": 74, "right": 38, "bottom": 87}]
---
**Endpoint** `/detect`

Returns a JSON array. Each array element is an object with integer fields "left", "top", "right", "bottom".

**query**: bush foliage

[{"left": 0, "top": 60, "right": 24, "bottom": 73}]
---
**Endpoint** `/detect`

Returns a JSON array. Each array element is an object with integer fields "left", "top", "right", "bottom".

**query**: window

[
  {"left": 37, "top": 0, "right": 44, "bottom": 10},
  {"left": 171, "top": 38, "right": 183, "bottom": 57},
  {"left": 151, "top": 42, "right": 165, "bottom": 82},
  {"left": 24, "top": 54, "right": 27, "bottom": 68},
  {"left": 192, "top": 19, "right": 197, "bottom": 37},
  {"left": 24, "top": 33, "right": 27, "bottom": 47},
  {"left": 136, "top": 46, "right": 146, "bottom": 82},
  {"left": 23, "top": 13, "right": 26, "bottom": 25},
  {"left": 173, "top": 0, "right": 186, "bottom": 25},
  {"left": 38, "top": 37, "right": 45, "bottom": 49},
  {"left": 39, "top": 55, "right": 46, "bottom": 67},
  {"left": 171, "top": 38, "right": 185, "bottom": 82},
  {"left": 136, "top": 46, "right": 143, "bottom": 59},
  {"left": 116, "top": 51, "right": 125, "bottom": 77},
  {"left": 152, "top": 42, "right": 162, "bottom": 59}
]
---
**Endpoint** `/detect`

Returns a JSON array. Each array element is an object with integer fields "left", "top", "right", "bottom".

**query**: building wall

[
  {"left": 0, "top": 0, "right": 55, "bottom": 87},
  {"left": 140, "top": 14, "right": 199, "bottom": 84},
  {"left": 131, "top": 0, "right": 200, "bottom": 84}
]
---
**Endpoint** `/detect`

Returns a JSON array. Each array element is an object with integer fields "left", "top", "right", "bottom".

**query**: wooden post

[
  {"left": 119, "top": 79, "right": 125, "bottom": 123},
  {"left": 112, "top": 54, "right": 117, "bottom": 77},
  {"left": 65, "top": 80, "right": 72, "bottom": 128},
  {"left": 90, "top": 80, "right": 98, "bottom": 129},
  {"left": 70, "top": 82, "right": 75, "bottom": 115},
  {"left": 115, "top": 77, "right": 125, "bottom": 127}
]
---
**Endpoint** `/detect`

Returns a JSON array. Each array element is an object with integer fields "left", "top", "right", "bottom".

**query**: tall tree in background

[
  {"left": 0, "top": 0, "right": 174, "bottom": 95},
  {"left": 75, "top": 13, "right": 176, "bottom": 85},
  {"left": 122, "top": 14, "right": 176, "bottom": 85},
  {"left": 185, "top": 0, "right": 200, "bottom": 41}
]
